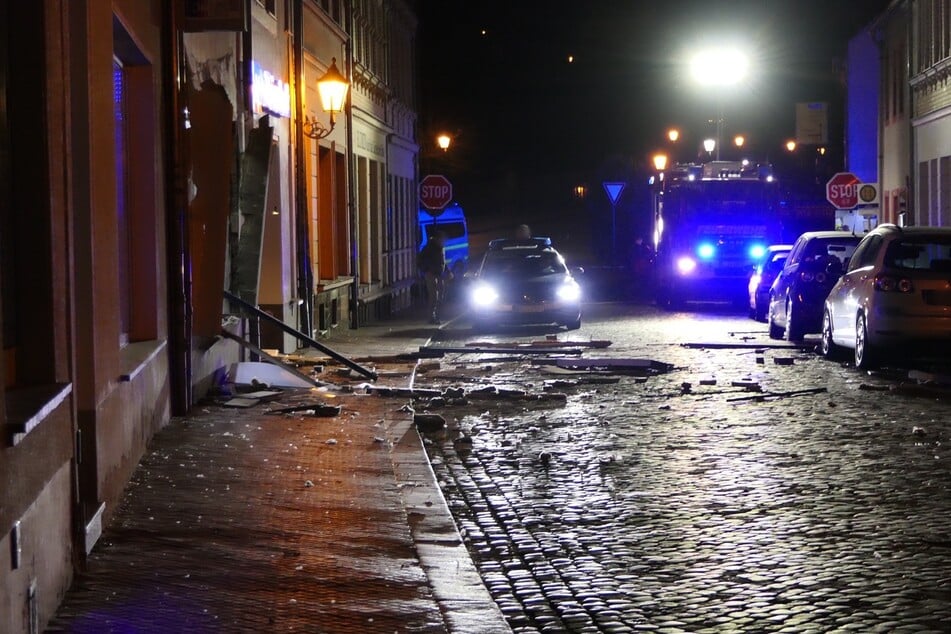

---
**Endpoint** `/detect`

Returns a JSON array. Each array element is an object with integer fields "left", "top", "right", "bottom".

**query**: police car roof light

[{"left": 488, "top": 237, "right": 553, "bottom": 250}]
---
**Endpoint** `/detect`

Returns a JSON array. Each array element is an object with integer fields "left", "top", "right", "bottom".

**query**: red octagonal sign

[
  {"left": 826, "top": 172, "right": 861, "bottom": 210},
  {"left": 419, "top": 174, "right": 453, "bottom": 212}
]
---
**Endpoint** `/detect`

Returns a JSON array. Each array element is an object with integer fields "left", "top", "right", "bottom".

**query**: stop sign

[
  {"left": 419, "top": 174, "right": 453, "bottom": 211},
  {"left": 826, "top": 172, "right": 861, "bottom": 210}
]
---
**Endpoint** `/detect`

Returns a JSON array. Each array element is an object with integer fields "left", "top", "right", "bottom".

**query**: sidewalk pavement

[{"left": 48, "top": 304, "right": 510, "bottom": 633}]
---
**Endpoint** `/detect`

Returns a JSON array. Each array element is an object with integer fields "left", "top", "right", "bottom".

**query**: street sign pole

[{"left": 603, "top": 182, "right": 626, "bottom": 265}]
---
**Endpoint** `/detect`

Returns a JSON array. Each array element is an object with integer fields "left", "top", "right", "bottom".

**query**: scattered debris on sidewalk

[
  {"left": 216, "top": 388, "right": 284, "bottom": 408},
  {"left": 266, "top": 403, "right": 341, "bottom": 417}
]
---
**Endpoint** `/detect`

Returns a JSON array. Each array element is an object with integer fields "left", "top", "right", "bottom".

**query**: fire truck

[{"left": 651, "top": 161, "right": 783, "bottom": 309}]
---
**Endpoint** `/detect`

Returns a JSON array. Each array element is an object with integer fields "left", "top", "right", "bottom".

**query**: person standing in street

[{"left": 419, "top": 231, "right": 452, "bottom": 324}]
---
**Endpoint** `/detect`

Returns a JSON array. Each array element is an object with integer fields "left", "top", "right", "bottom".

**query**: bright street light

[
  {"left": 785, "top": 140, "right": 797, "bottom": 152},
  {"left": 703, "top": 138, "right": 716, "bottom": 154},
  {"left": 436, "top": 134, "right": 452, "bottom": 151},
  {"left": 689, "top": 48, "right": 750, "bottom": 86},
  {"left": 690, "top": 47, "right": 749, "bottom": 160},
  {"left": 652, "top": 153, "right": 669, "bottom": 171},
  {"left": 667, "top": 128, "right": 680, "bottom": 142},
  {"left": 734, "top": 135, "right": 745, "bottom": 147}
]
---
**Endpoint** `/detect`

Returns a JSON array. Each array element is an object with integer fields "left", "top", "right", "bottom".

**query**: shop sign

[{"left": 252, "top": 61, "right": 290, "bottom": 118}]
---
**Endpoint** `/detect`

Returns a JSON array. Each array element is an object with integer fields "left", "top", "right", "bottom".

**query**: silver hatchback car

[{"left": 821, "top": 224, "right": 951, "bottom": 368}]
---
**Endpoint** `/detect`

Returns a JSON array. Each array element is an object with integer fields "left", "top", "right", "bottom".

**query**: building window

[
  {"left": 113, "top": 18, "right": 159, "bottom": 344},
  {"left": 114, "top": 60, "right": 132, "bottom": 344}
]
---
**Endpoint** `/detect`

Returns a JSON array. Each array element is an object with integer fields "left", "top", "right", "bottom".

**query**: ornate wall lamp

[{"left": 302, "top": 58, "right": 349, "bottom": 140}]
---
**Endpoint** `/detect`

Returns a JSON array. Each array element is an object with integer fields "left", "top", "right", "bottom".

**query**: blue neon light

[
  {"left": 697, "top": 243, "right": 716, "bottom": 260},
  {"left": 749, "top": 244, "right": 767, "bottom": 259}
]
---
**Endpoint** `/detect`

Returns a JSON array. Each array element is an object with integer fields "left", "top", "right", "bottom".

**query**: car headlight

[
  {"left": 749, "top": 244, "right": 767, "bottom": 259},
  {"left": 557, "top": 282, "right": 581, "bottom": 302},
  {"left": 676, "top": 256, "right": 697, "bottom": 275},
  {"left": 471, "top": 283, "right": 499, "bottom": 306}
]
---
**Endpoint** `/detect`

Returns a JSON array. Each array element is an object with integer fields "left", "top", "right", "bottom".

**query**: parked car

[
  {"left": 821, "top": 224, "right": 951, "bottom": 368},
  {"left": 468, "top": 237, "right": 582, "bottom": 330},
  {"left": 748, "top": 244, "right": 793, "bottom": 322},
  {"left": 768, "top": 231, "right": 863, "bottom": 340}
]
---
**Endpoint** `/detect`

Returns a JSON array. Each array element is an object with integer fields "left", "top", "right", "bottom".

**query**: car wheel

[
  {"left": 854, "top": 312, "right": 877, "bottom": 369},
  {"left": 768, "top": 307, "right": 784, "bottom": 339},
  {"left": 820, "top": 309, "right": 842, "bottom": 359},
  {"left": 784, "top": 299, "right": 805, "bottom": 341}
]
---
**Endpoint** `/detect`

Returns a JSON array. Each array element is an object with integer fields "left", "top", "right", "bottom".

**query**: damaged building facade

[{"left": 0, "top": 0, "right": 419, "bottom": 631}]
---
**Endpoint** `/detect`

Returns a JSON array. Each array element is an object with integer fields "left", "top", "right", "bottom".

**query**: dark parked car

[
  {"left": 748, "top": 244, "right": 792, "bottom": 322},
  {"left": 468, "top": 237, "right": 582, "bottom": 330},
  {"left": 768, "top": 231, "right": 862, "bottom": 341}
]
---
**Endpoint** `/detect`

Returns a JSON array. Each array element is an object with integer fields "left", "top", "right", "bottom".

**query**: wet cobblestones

[{"left": 421, "top": 305, "right": 951, "bottom": 632}]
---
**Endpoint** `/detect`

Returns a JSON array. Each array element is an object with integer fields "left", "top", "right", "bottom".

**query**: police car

[{"left": 468, "top": 237, "right": 582, "bottom": 330}]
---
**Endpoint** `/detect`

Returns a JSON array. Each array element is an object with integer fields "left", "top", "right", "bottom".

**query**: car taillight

[{"left": 874, "top": 274, "right": 914, "bottom": 293}]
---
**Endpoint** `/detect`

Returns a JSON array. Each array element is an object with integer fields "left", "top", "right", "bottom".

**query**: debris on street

[
  {"left": 418, "top": 345, "right": 585, "bottom": 356},
  {"left": 727, "top": 387, "right": 828, "bottom": 403},
  {"left": 465, "top": 339, "right": 612, "bottom": 349},
  {"left": 682, "top": 342, "right": 812, "bottom": 350},
  {"left": 730, "top": 380, "right": 763, "bottom": 392},
  {"left": 414, "top": 413, "right": 446, "bottom": 432}
]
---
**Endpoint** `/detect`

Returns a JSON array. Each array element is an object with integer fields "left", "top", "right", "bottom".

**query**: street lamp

[
  {"left": 652, "top": 153, "right": 669, "bottom": 171},
  {"left": 785, "top": 140, "right": 797, "bottom": 152},
  {"left": 734, "top": 135, "right": 745, "bottom": 148},
  {"left": 703, "top": 138, "right": 716, "bottom": 156},
  {"left": 436, "top": 134, "right": 452, "bottom": 152},
  {"left": 667, "top": 128, "right": 680, "bottom": 142},
  {"left": 303, "top": 58, "right": 349, "bottom": 139},
  {"left": 689, "top": 47, "right": 749, "bottom": 160}
]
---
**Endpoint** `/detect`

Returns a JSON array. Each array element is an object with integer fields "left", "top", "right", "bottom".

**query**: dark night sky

[{"left": 416, "top": 1, "right": 893, "bottom": 231}]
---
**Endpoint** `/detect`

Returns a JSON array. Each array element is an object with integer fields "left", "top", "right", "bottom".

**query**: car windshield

[
  {"left": 765, "top": 253, "right": 788, "bottom": 273},
  {"left": 884, "top": 237, "right": 951, "bottom": 272},
  {"left": 482, "top": 249, "right": 567, "bottom": 277}
]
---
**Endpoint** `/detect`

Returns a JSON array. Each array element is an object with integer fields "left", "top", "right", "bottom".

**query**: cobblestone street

[{"left": 418, "top": 303, "right": 951, "bottom": 633}]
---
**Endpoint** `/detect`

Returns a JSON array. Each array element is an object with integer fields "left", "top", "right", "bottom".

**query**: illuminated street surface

[{"left": 419, "top": 303, "right": 951, "bottom": 633}]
